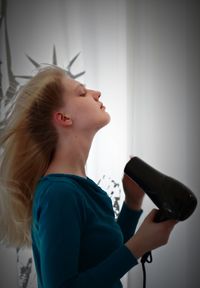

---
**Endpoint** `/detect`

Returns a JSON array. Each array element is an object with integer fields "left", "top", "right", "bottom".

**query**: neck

[{"left": 45, "top": 131, "right": 95, "bottom": 178}]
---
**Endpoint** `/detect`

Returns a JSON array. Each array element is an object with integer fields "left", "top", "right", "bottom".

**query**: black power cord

[{"left": 140, "top": 251, "right": 153, "bottom": 288}]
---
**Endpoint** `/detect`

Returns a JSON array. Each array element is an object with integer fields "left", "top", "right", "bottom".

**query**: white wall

[{"left": 126, "top": 0, "right": 200, "bottom": 287}]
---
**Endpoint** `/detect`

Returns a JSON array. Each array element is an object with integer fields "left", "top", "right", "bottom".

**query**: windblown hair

[{"left": 0, "top": 66, "right": 68, "bottom": 248}]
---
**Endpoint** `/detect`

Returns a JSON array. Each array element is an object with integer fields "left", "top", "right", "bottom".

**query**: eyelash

[{"left": 80, "top": 91, "right": 87, "bottom": 96}]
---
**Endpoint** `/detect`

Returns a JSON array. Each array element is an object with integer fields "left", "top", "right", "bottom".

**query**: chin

[
  {"left": 94, "top": 111, "right": 111, "bottom": 132},
  {"left": 100, "top": 113, "right": 111, "bottom": 129},
  {"left": 103, "top": 111, "right": 111, "bottom": 124}
]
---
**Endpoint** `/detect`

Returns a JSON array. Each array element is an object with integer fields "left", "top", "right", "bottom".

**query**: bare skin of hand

[
  {"left": 125, "top": 209, "right": 178, "bottom": 258},
  {"left": 122, "top": 173, "right": 145, "bottom": 211}
]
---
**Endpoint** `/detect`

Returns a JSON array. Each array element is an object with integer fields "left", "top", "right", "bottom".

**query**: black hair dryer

[{"left": 124, "top": 156, "right": 198, "bottom": 263}]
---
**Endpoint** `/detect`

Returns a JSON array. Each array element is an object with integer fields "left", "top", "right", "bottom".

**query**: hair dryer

[
  {"left": 124, "top": 156, "right": 197, "bottom": 223},
  {"left": 124, "top": 156, "right": 198, "bottom": 288}
]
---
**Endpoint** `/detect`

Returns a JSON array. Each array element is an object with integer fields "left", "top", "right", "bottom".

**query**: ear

[{"left": 54, "top": 112, "right": 73, "bottom": 126}]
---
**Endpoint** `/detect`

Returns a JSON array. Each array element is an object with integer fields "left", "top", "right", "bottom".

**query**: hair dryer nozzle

[{"left": 124, "top": 157, "right": 198, "bottom": 221}]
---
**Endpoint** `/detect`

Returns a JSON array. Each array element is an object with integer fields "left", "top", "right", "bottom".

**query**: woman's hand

[
  {"left": 122, "top": 173, "right": 145, "bottom": 211},
  {"left": 125, "top": 209, "right": 178, "bottom": 258}
]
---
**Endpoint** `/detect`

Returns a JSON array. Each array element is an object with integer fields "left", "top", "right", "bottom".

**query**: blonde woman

[{"left": 0, "top": 66, "right": 177, "bottom": 288}]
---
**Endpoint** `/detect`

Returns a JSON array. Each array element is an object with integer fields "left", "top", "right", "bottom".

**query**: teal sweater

[{"left": 31, "top": 174, "right": 143, "bottom": 288}]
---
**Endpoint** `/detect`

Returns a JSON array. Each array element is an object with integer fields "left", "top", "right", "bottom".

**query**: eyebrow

[{"left": 75, "top": 83, "right": 86, "bottom": 90}]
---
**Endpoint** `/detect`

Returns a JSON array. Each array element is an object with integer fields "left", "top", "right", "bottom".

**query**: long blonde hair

[{"left": 0, "top": 66, "right": 67, "bottom": 248}]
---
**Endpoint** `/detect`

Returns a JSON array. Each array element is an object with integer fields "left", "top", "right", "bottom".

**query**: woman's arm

[
  {"left": 116, "top": 173, "right": 144, "bottom": 242},
  {"left": 117, "top": 201, "right": 143, "bottom": 243}
]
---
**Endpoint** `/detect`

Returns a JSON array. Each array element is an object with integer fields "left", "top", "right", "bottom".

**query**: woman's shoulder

[
  {"left": 32, "top": 175, "right": 87, "bottom": 226},
  {"left": 34, "top": 174, "right": 87, "bottom": 208}
]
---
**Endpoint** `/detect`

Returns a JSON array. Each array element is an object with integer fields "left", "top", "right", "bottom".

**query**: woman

[{"left": 0, "top": 66, "right": 177, "bottom": 288}]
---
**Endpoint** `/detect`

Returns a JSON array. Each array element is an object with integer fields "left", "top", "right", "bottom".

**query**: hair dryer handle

[
  {"left": 154, "top": 209, "right": 173, "bottom": 222},
  {"left": 141, "top": 210, "right": 171, "bottom": 265}
]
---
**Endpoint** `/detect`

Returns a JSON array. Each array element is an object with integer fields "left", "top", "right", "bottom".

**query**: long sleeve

[
  {"left": 33, "top": 181, "right": 139, "bottom": 288},
  {"left": 117, "top": 201, "right": 143, "bottom": 243}
]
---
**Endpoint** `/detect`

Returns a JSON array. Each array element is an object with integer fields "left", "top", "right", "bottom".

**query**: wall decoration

[{"left": 0, "top": 0, "right": 85, "bottom": 134}]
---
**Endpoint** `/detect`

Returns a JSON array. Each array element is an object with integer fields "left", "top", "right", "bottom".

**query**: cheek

[
  {"left": 75, "top": 99, "right": 96, "bottom": 114},
  {"left": 70, "top": 102, "right": 92, "bottom": 122}
]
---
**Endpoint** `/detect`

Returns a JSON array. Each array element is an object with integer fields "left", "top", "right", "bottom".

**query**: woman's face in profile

[{"left": 59, "top": 76, "right": 111, "bottom": 132}]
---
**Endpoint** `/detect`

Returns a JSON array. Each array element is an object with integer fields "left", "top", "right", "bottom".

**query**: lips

[{"left": 99, "top": 102, "right": 105, "bottom": 109}]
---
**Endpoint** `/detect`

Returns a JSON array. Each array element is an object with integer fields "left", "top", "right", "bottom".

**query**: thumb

[{"left": 162, "top": 219, "right": 179, "bottom": 229}]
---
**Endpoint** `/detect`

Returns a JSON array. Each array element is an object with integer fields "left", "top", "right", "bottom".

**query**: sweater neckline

[
  {"left": 41, "top": 173, "right": 89, "bottom": 181},
  {"left": 39, "top": 173, "right": 108, "bottom": 196}
]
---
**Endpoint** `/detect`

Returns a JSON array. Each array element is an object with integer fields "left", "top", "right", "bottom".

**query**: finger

[
  {"left": 145, "top": 209, "right": 159, "bottom": 222},
  {"left": 122, "top": 173, "right": 134, "bottom": 184},
  {"left": 163, "top": 219, "right": 179, "bottom": 229}
]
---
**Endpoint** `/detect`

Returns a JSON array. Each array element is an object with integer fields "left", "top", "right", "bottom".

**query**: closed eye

[
  {"left": 80, "top": 93, "right": 86, "bottom": 97},
  {"left": 79, "top": 89, "right": 87, "bottom": 96}
]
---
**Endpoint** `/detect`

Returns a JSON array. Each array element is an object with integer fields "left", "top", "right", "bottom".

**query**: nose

[{"left": 93, "top": 90, "right": 101, "bottom": 101}]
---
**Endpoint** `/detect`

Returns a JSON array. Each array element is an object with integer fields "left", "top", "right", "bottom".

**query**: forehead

[{"left": 61, "top": 76, "right": 84, "bottom": 93}]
